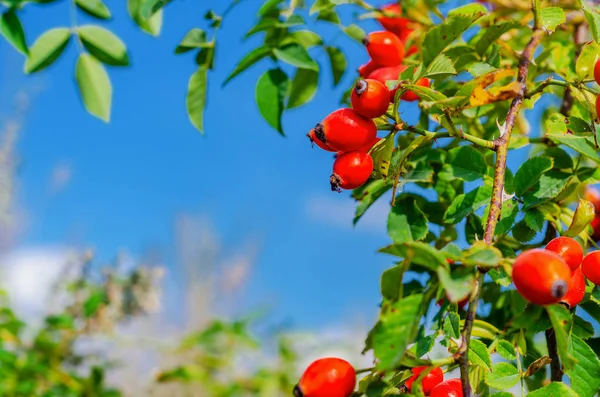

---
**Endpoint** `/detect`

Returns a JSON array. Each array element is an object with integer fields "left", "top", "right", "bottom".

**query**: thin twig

[
  {"left": 457, "top": 13, "right": 546, "bottom": 397},
  {"left": 545, "top": 328, "right": 563, "bottom": 381}
]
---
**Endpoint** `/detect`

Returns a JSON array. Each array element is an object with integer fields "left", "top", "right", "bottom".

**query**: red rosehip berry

[
  {"left": 405, "top": 367, "right": 444, "bottom": 395},
  {"left": 358, "top": 60, "right": 379, "bottom": 78},
  {"left": 351, "top": 79, "right": 390, "bottom": 118},
  {"left": 294, "top": 357, "right": 356, "bottom": 397},
  {"left": 363, "top": 31, "right": 405, "bottom": 67},
  {"left": 313, "top": 108, "right": 377, "bottom": 152},
  {"left": 595, "top": 59, "right": 600, "bottom": 86},
  {"left": 545, "top": 236, "right": 584, "bottom": 272},
  {"left": 436, "top": 295, "right": 468, "bottom": 310},
  {"left": 368, "top": 65, "right": 407, "bottom": 102},
  {"left": 401, "top": 77, "right": 430, "bottom": 102},
  {"left": 307, "top": 129, "right": 335, "bottom": 152},
  {"left": 406, "top": 44, "right": 418, "bottom": 57},
  {"left": 561, "top": 267, "right": 586, "bottom": 309},
  {"left": 585, "top": 186, "right": 600, "bottom": 212},
  {"left": 430, "top": 379, "right": 465, "bottom": 397},
  {"left": 582, "top": 251, "right": 600, "bottom": 285},
  {"left": 330, "top": 151, "right": 374, "bottom": 192},
  {"left": 377, "top": 3, "right": 416, "bottom": 42},
  {"left": 512, "top": 249, "right": 572, "bottom": 305}
]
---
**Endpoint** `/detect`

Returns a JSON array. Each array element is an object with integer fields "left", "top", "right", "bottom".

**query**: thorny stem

[{"left": 457, "top": 15, "right": 546, "bottom": 396}]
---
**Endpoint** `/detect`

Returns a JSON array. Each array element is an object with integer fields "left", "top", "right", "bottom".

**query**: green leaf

[
  {"left": 474, "top": 20, "right": 521, "bottom": 55},
  {"left": 437, "top": 267, "right": 475, "bottom": 302},
  {"left": 287, "top": 69, "right": 318, "bottom": 109},
  {"left": 75, "top": 0, "right": 111, "bottom": 20},
  {"left": 576, "top": 42, "right": 600, "bottom": 81},
  {"left": 343, "top": 24, "right": 365, "bottom": 43},
  {"left": 380, "top": 265, "right": 403, "bottom": 301},
  {"left": 325, "top": 46, "right": 346, "bottom": 86},
  {"left": 422, "top": 5, "right": 485, "bottom": 66},
  {"left": 526, "top": 382, "right": 578, "bottom": 397},
  {"left": 424, "top": 55, "right": 457, "bottom": 79},
  {"left": 522, "top": 171, "right": 571, "bottom": 211},
  {"left": 186, "top": 67, "right": 207, "bottom": 133},
  {"left": 128, "top": 0, "right": 162, "bottom": 36},
  {"left": 485, "top": 362, "right": 520, "bottom": 390},
  {"left": 223, "top": 46, "right": 272, "bottom": 86},
  {"left": 175, "top": 28, "right": 207, "bottom": 54},
  {"left": 512, "top": 220, "right": 537, "bottom": 243},
  {"left": 547, "top": 134, "right": 600, "bottom": 164},
  {"left": 583, "top": 5, "right": 600, "bottom": 44},
  {"left": 524, "top": 209, "right": 545, "bottom": 232},
  {"left": 83, "top": 290, "right": 107, "bottom": 317},
  {"left": 282, "top": 30, "right": 322, "bottom": 48},
  {"left": 565, "top": 199, "right": 596, "bottom": 238},
  {"left": 258, "top": 0, "right": 283, "bottom": 16},
  {"left": 462, "top": 241, "right": 502, "bottom": 267},
  {"left": 387, "top": 196, "right": 428, "bottom": 244},
  {"left": 546, "top": 304, "right": 577, "bottom": 371},
  {"left": 443, "top": 312, "right": 460, "bottom": 338},
  {"left": 540, "top": 7, "right": 566, "bottom": 32},
  {"left": 470, "top": 339, "right": 492, "bottom": 370},
  {"left": 273, "top": 43, "right": 318, "bottom": 71},
  {"left": 45, "top": 314, "right": 75, "bottom": 329},
  {"left": 75, "top": 54, "right": 112, "bottom": 122},
  {"left": 566, "top": 335, "right": 600, "bottom": 397},
  {"left": 496, "top": 340, "right": 516, "bottom": 360},
  {"left": 77, "top": 25, "right": 129, "bottom": 66},
  {"left": 444, "top": 184, "right": 493, "bottom": 224},
  {"left": 379, "top": 241, "right": 447, "bottom": 272},
  {"left": 0, "top": 9, "right": 28, "bottom": 55},
  {"left": 514, "top": 156, "right": 553, "bottom": 197},
  {"left": 373, "top": 294, "right": 425, "bottom": 370},
  {"left": 255, "top": 68, "right": 289, "bottom": 135},
  {"left": 439, "top": 146, "right": 487, "bottom": 182},
  {"left": 353, "top": 179, "right": 393, "bottom": 225},
  {"left": 370, "top": 132, "right": 395, "bottom": 180},
  {"left": 140, "top": 0, "right": 174, "bottom": 19},
  {"left": 24, "top": 28, "right": 71, "bottom": 74}
]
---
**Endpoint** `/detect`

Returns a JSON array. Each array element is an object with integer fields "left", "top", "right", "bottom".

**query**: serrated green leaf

[
  {"left": 186, "top": 67, "right": 207, "bottom": 133},
  {"left": 576, "top": 42, "right": 600, "bottom": 81},
  {"left": 325, "top": 46, "right": 346, "bottom": 86},
  {"left": 470, "top": 339, "right": 492, "bottom": 370},
  {"left": 474, "top": 20, "right": 520, "bottom": 55},
  {"left": 255, "top": 68, "right": 289, "bottom": 135},
  {"left": 444, "top": 184, "right": 493, "bottom": 224},
  {"left": 379, "top": 241, "right": 447, "bottom": 272},
  {"left": 424, "top": 55, "right": 457, "bottom": 78},
  {"left": 497, "top": 340, "right": 516, "bottom": 360},
  {"left": 547, "top": 134, "right": 600, "bottom": 164},
  {"left": 373, "top": 294, "right": 425, "bottom": 370},
  {"left": 388, "top": 196, "right": 428, "bottom": 244},
  {"left": 466, "top": 62, "right": 497, "bottom": 77},
  {"left": 24, "top": 28, "right": 71, "bottom": 74},
  {"left": 573, "top": 315, "right": 594, "bottom": 340},
  {"left": 512, "top": 220, "right": 537, "bottom": 243},
  {"left": 75, "top": 54, "right": 112, "bottom": 122},
  {"left": 514, "top": 156, "right": 553, "bottom": 197},
  {"left": 282, "top": 30, "right": 322, "bottom": 48},
  {"left": 546, "top": 304, "right": 577, "bottom": 371},
  {"left": 370, "top": 132, "right": 395, "bottom": 180},
  {"left": 524, "top": 209, "right": 545, "bottom": 232},
  {"left": 485, "top": 362, "right": 520, "bottom": 390},
  {"left": 353, "top": 179, "right": 393, "bottom": 225},
  {"left": 437, "top": 267, "right": 475, "bottom": 302},
  {"left": 583, "top": 5, "right": 600, "bottom": 44},
  {"left": 443, "top": 312, "right": 460, "bottom": 338},
  {"left": 0, "top": 9, "right": 28, "bottom": 55},
  {"left": 75, "top": 0, "right": 111, "bottom": 20},
  {"left": 526, "top": 382, "right": 578, "bottom": 397},
  {"left": 422, "top": 5, "right": 485, "bottom": 66},
  {"left": 274, "top": 43, "right": 318, "bottom": 71},
  {"left": 540, "top": 7, "right": 566, "bottom": 32},
  {"left": 77, "top": 25, "right": 129, "bottom": 66},
  {"left": 287, "top": 69, "right": 318, "bottom": 109},
  {"left": 380, "top": 265, "right": 403, "bottom": 301},
  {"left": 522, "top": 171, "right": 571, "bottom": 211},
  {"left": 566, "top": 335, "right": 600, "bottom": 397},
  {"left": 223, "top": 46, "right": 272, "bottom": 86},
  {"left": 462, "top": 241, "right": 502, "bottom": 267}
]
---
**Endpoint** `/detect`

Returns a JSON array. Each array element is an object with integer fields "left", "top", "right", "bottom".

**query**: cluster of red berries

[
  {"left": 307, "top": 3, "right": 428, "bottom": 193},
  {"left": 294, "top": 358, "right": 466, "bottom": 397},
  {"left": 513, "top": 236, "right": 600, "bottom": 307}
]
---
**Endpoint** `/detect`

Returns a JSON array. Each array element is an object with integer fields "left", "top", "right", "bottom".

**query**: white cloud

[{"left": 305, "top": 193, "right": 391, "bottom": 233}]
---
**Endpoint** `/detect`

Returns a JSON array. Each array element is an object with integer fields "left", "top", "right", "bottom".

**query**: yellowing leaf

[{"left": 469, "top": 68, "right": 519, "bottom": 107}]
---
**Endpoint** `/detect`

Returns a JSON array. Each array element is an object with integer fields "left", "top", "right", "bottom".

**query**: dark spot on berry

[
  {"left": 293, "top": 385, "right": 304, "bottom": 397},
  {"left": 314, "top": 123, "right": 326, "bottom": 143},
  {"left": 355, "top": 80, "right": 368, "bottom": 96}
]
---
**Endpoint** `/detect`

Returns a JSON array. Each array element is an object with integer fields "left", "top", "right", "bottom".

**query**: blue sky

[{"left": 0, "top": 0, "right": 573, "bottom": 332}]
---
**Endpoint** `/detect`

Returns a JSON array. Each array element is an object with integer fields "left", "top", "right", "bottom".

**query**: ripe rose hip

[
  {"left": 358, "top": 60, "right": 379, "bottom": 78},
  {"left": 561, "top": 267, "right": 586, "bottom": 309},
  {"left": 363, "top": 31, "right": 405, "bottom": 67},
  {"left": 595, "top": 59, "right": 600, "bottom": 86},
  {"left": 377, "top": 3, "right": 415, "bottom": 41},
  {"left": 307, "top": 129, "right": 336, "bottom": 152},
  {"left": 545, "top": 236, "right": 583, "bottom": 272},
  {"left": 430, "top": 379, "right": 465, "bottom": 397},
  {"left": 585, "top": 186, "right": 600, "bottom": 212},
  {"left": 404, "top": 367, "right": 444, "bottom": 395},
  {"left": 313, "top": 108, "right": 376, "bottom": 152},
  {"left": 512, "top": 249, "right": 572, "bottom": 305},
  {"left": 368, "top": 66, "right": 429, "bottom": 103},
  {"left": 582, "top": 251, "right": 600, "bottom": 285},
  {"left": 330, "top": 151, "right": 374, "bottom": 192},
  {"left": 402, "top": 77, "right": 430, "bottom": 102},
  {"left": 351, "top": 79, "right": 390, "bottom": 118},
  {"left": 294, "top": 357, "right": 356, "bottom": 397}
]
